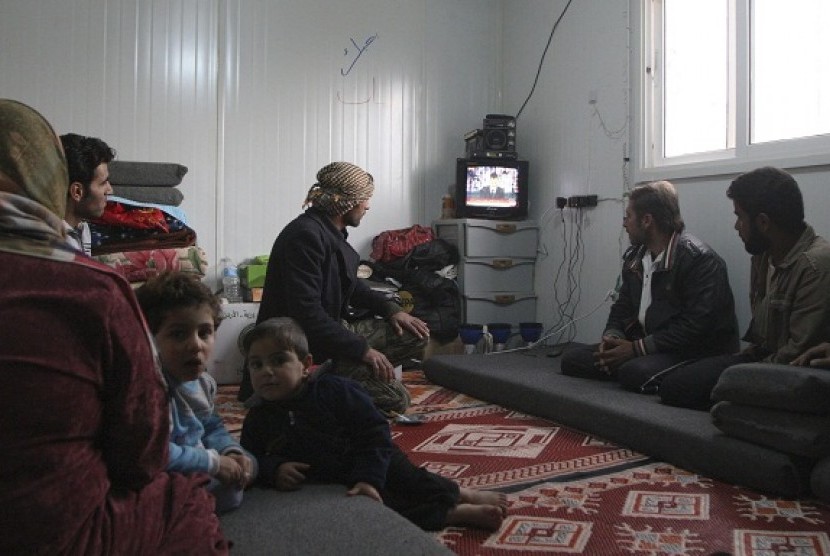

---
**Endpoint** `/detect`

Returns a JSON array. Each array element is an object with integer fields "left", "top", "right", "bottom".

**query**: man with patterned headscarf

[{"left": 249, "top": 162, "right": 430, "bottom": 413}]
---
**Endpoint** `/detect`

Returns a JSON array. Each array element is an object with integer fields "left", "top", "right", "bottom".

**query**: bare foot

[
  {"left": 459, "top": 487, "right": 508, "bottom": 516},
  {"left": 445, "top": 503, "right": 504, "bottom": 531}
]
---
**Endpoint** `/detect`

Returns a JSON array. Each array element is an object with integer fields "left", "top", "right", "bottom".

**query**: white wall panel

[{"left": 220, "top": 0, "right": 503, "bottom": 262}]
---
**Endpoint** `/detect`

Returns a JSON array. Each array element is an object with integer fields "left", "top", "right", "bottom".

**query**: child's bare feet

[
  {"left": 445, "top": 503, "right": 504, "bottom": 531},
  {"left": 459, "top": 487, "right": 508, "bottom": 517}
]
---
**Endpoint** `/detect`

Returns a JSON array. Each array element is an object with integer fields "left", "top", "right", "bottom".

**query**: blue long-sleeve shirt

[{"left": 166, "top": 372, "right": 246, "bottom": 475}]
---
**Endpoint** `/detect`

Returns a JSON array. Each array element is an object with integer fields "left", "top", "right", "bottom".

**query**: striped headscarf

[{"left": 303, "top": 161, "right": 374, "bottom": 216}]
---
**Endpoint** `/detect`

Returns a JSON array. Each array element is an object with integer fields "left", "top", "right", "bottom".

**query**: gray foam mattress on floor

[
  {"left": 219, "top": 484, "right": 452, "bottom": 555},
  {"left": 423, "top": 348, "right": 813, "bottom": 497}
]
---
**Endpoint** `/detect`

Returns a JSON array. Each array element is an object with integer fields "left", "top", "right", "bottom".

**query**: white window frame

[{"left": 632, "top": 0, "right": 830, "bottom": 183}]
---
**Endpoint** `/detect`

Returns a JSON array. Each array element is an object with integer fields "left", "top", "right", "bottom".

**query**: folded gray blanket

[
  {"left": 712, "top": 363, "right": 830, "bottom": 414},
  {"left": 711, "top": 400, "right": 830, "bottom": 458},
  {"left": 109, "top": 160, "right": 188, "bottom": 186},
  {"left": 112, "top": 185, "right": 184, "bottom": 206}
]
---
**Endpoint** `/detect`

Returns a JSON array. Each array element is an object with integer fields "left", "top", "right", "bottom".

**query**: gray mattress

[
  {"left": 423, "top": 348, "right": 813, "bottom": 497},
  {"left": 219, "top": 484, "right": 452, "bottom": 555}
]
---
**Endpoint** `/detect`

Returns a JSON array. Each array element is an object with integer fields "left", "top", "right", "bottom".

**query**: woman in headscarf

[{"left": 0, "top": 99, "right": 229, "bottom": 555}]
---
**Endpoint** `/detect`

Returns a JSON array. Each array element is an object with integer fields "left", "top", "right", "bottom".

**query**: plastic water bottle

[
  {"left": 481, "top": 324, "right": 494, "bottom": 354},
  {"left": 222, "top": 260, "right": 242, "bottom": 303}
]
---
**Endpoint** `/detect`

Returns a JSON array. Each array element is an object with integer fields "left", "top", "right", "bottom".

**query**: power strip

[
  {"left": 567, "top": 194, "right": 598, "bottom": 208},
  {"left": 556, "top": 195, "right": 598, "bottom": 208}
]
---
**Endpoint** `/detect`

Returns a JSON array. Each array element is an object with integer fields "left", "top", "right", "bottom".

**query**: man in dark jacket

[
  {"left": 561, "top": 180, "right": 739, "bottom": 395},
  {"left": 251, "top": 162, "right": 429, "bottom": 413}
]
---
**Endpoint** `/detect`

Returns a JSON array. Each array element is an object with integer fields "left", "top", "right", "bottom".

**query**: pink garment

[{"left": 0, "top": 252, "right": 229, "bottom": 555}]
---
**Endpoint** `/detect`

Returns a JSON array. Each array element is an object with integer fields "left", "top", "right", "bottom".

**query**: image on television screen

[{"left": 465, "top": 165, "right": 518, "bottom": 208}]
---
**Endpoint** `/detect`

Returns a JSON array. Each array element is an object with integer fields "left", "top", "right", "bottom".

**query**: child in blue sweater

[
  {"left": 240, "top": 317, "right": 506, "bottom": 531},
  {"left": 137, "top": 271, "right": 256, "bottom": 513}
]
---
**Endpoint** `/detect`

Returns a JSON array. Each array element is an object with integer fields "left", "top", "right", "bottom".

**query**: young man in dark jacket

[
  {"left": 561, "top": 180, "right": 739, "bottom": 396},
  {"left": 250, "top": 162, "right": 429, "bottom": 414},
  {"left": 60, "top": 133, "right": 115, "bottom": 255}
]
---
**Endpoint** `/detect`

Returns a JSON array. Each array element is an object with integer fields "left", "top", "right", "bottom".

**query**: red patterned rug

[{"left": 217, "top": 372, "right": 830, "bottom": 555}]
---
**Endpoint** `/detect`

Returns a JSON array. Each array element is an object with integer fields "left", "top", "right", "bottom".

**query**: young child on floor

[
  {"left": 240, "top": 316, "right": 507, "bottom": 531},
  {"left": 136, "top": 271, "right": 257, "bottom": 513}
]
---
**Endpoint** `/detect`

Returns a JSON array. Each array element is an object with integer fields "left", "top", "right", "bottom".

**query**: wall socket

[{"left": 567, "top": 194, "right": 598, "bottom": 208}]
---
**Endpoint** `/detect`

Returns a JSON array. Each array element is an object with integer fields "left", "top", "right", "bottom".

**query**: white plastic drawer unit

[
  {"left": 435, "top": 219, "right": 539, "bottom": 259},
  {"left": 463, "top": 292, "right": 537, "bottom": 327},
  {"left": 460, "top": 258, "right": 535, "bottom": 292},
  {"left": 465, "top": 220, "right": 538, "bottom": 258},
  {"left": 434, "top": 218, "right": 538, "bottom": 326}
]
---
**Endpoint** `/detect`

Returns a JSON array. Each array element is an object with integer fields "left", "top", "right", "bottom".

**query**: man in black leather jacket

[{"left": 561, "top": 180, "right": 739, "bottom": 394}]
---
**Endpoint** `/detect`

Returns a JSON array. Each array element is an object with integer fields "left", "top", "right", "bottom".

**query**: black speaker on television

[
  {"left": 482, "top": 114, "right": 516, "bottom": 153},
  {"left": 464, "top": 114, "right": 518, "bottom": 160}
]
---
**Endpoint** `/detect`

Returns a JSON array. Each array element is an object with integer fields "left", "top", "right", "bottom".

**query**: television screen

[
  {"left": 464, "top": 165, "right": 520, "bottom": 208},
  {"left": 455, "top": 158, "right": 528, "bottom": 220}
]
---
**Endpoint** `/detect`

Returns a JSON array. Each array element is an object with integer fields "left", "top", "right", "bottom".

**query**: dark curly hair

[
  {"left": 726, "top": 166, "right": 805, "bottom": 234},
  {"left": 135, "top": 272, "right": 222, "bottom": 335},
  {"left": 60, "top": 133, "right": 115, "bottom": 191}
]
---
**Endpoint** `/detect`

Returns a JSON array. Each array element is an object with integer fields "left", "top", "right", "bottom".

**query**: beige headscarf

[
  {"left": 0, "top": 99, "right": 165, "bottom": 382},
  {"left": 303, "top": 161, "right": 374, "bottom": 216},
  {"left": 0, "top": 99, "right": 73, "bottom": 260}
]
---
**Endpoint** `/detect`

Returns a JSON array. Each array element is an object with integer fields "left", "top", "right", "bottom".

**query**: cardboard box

[{"left": 240, "top": 264, "right": 267, "bottom": 288}]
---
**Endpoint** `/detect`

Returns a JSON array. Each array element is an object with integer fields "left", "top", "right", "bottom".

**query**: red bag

[{"left": 370, "top": 225, "right": 434, "bottom": 263}]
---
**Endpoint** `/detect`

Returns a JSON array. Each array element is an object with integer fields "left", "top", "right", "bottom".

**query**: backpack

[
  {"left": 367, "top": 239, "right": 461, "bottom": 342},
  {"left": 370, "top": 225, "right": 434, "bottom": 263}
]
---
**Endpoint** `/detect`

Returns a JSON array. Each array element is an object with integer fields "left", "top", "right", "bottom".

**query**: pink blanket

[{"left": 93, "top": 246, "right": 208, "bottom": 283}]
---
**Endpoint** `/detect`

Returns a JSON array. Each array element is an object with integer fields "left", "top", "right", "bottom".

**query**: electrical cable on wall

[
  {"left": 592, "top": 105, "right": 628, "bottom": 140},
  {"left": 547, "top": 209, "right": 572, "bottom": 344},
  {"left": 565, "top": 207, "right": 586, "bottom": 344},
  {"left": 537, "top": 196, "right": 627, "bottom": 348},
  {"left": 515, "top": 0, "right": 575, "bottom": 121},
  {"left": 540, "top": 204, "right": 585, "bottom": 348}
]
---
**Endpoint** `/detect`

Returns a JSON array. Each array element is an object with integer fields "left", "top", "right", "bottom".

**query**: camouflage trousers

[{"left": 336, "top": 318, "right": 428, "bottom": 414}]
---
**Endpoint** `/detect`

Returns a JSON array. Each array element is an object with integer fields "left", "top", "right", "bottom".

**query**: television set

[{"left": 454, "top": 158, "right": 529, "bottom": 220}]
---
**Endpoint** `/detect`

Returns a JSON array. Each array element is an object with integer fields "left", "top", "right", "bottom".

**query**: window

[{"left": 638, "top": 0, "right": 830, "bottom": 177}]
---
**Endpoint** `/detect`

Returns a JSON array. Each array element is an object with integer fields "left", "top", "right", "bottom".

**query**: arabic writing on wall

[
  {"left": 338, "top": 33, "right": 379, "bottom": 105},
  {"left": 341, "top": 33, "right": 378, "bottom": 76}
]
